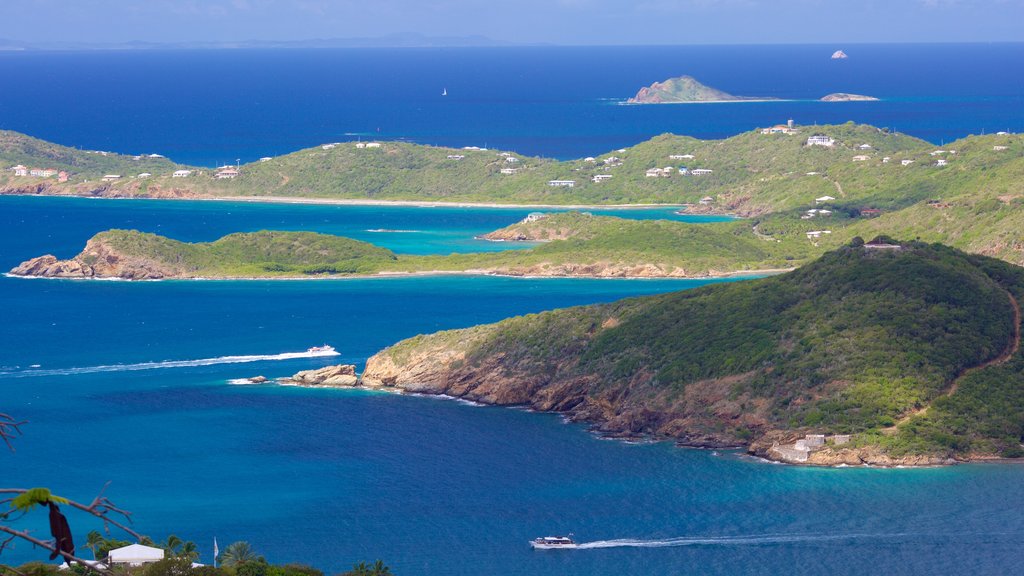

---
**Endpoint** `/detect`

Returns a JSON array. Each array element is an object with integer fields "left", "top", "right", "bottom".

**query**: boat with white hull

[{"left": 530, "top": 536, "right": 576, "bottom": 549}]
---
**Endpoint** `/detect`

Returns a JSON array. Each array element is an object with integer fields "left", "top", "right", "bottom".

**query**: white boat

[
  {"left": 442, "top": 88, "right": 448, "bottom": 96},
  {"left": 530, "top": 536, "right": 576, "bottom": 549},
  {"left": 306, "top": 344, "right": 337, "bottom": 355}
]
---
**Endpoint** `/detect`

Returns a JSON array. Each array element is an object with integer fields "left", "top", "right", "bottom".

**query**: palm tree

[
  {"left": 370, "top": 560, "right": 392, "bottom": 576},
  {"left": 162, "top": 534, "right": 183, "bottom": 556},
  {"left": 343, "top": 560, "right": 391, "bottom": 576},
  {"left": 85, "top": 530, "right": 105, "bottom": 560},
  {"left": 218, "top": 541, "right": 259, "bottom": 567},
  {"left": 178, "top": 540, "right": 199, "bottom": 561}
]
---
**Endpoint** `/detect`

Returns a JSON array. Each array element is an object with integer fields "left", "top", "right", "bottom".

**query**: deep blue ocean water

[
  {"left": 2, "top": 43, "right": 1024, "bottom": 575},
  {"left": 1, "top": 197, "right": 1023, "bottom": 576},
  {"left": 0, "top": 44, "right": 1022, "bottom": 165}
]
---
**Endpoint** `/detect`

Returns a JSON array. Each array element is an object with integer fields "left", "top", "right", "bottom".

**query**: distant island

[
  {"left": 626, "top": 75, "right": 777, "bottom": 104},
  {"left": 820, "top": 93, "right": 879, "bottom": 102},
  {"left": 362, "top": 240, "right": 1024, "bottom": 467}
]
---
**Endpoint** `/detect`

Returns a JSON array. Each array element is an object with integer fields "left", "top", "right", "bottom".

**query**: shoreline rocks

[{"left": 282, "top": 364, "right": 359, "bottom": 388}]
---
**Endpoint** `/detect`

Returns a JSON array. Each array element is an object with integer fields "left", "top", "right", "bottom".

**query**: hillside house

[
  {"left": 645, "top": 168, "right": 661, "bottom": 178},
  {"left": 852, "top": 155, "right": 870, "bottom": 162},
  {"left": 504, "top": 157, "right": 519, "bottom": 163},
  {"left": 935, "top": 159, "right": 948, "bottom": 167},
  {"left": 446, "top": 154, "right": 465, "bottom": 160},
  {"left": 499, "top": 167, "right": 519, "bottom": 175},
  {"left": 901, "top": 159, "right": 914, "bottom": 166},
  {"left": 699, "top": 196, "right": 714, "bottom": 205},
  {"left": 882, "top": 157, "right": 892, "bottom": 163},
  {"left": 215, "top": 168, "right": 240, "bottom": 179},
  {"left": 815, "top": 195, "right": 835, "bottom": 204},
  {"left": 259, "top": 157, "right": 273, "bottom": 162},
  {"left": 101, "top": 175, "right": 121, "bottom": 182},
  {"left": 761, "top": 124, "right": 796, "bottom": 135},
  {"left": 806, "top": 230, "right": 832, "bottom": 239},
  {"left": 172, "top": 170, "right": 192, "bottom": 178},
  {"left": 584, "top": 157, "right": 597, "bottom": 163},
  {"left": 29, "top": 168, "right": 58, "bottom": 177},
  {"left": 365, "top": 142, "right": 382, "bottom": 148},
  {"left": 603, "top": 156, "right": 622, "bottom": 165},
  {"left": 321, "top": 143, "right": 337, "bottom": 150},
  {"left": 10, "top": 165, "right": 28, "bottom": 176},
  {"left": 548, "top": 179, "right": 576, "bottom": 188},
  {"left": 137, "top": 173, "right": 152, "bottom": 179},
  {"left": 993, "top": 146, "right": 1009, "bottom": 151},
  {"left": 58, "top": 171, "right": 68, "bottom": 183},
  {"left": 678, "top": 167, "right": 689, "bottom": 175},
  {"left": 690, "top": 168, "right": 713, "bottom": 176},
  {"left": 806, "top": 134, "right": 835, "bottom": 147},
  {"left": 592, "top": 174, "right": 613, "bottom": 182},
  {"left": 523, "top": 212, "right": 547, "bottom": 223},
  {"left": 858, "top": 144, "right": 873, "bottom": 150}
]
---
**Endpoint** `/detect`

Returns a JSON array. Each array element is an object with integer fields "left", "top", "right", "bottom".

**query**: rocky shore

[
  {"left": 9, "top": 237, "right": 183, "bottom": 280},
  {"left": 280, "top": 364, "right": 359, "bottom": 387}
]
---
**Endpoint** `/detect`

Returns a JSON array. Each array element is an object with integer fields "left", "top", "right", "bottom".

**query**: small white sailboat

[{"left": 442, "top": 88, "right": 448, "bottom": 96}]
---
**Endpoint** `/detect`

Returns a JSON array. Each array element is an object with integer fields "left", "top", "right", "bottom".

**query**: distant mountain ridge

[{"left": 0, "top": 33, "right": 512, "bottom": 51}]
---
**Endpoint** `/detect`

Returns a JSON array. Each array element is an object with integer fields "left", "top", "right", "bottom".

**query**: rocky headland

[{"left": 361, "top": 241, "right": 1024, "bottom": 467}]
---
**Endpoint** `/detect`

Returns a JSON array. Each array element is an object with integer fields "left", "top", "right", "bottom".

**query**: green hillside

[{"left": 364, "top": 240, "right": 1024, "bottom": 462}]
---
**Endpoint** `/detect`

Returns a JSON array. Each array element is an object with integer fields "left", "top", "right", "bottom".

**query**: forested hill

[{"left": 363, "top": 239, "right": 1024, "bottom": 465}]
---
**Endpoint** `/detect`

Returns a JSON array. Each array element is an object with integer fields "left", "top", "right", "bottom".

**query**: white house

[
  {"left": 10, "top": 165, "right": 28, "bottom": 176},
  {"left": 592, "top": 174, "right": 613, "bottom": 182},
  {"left": 137, "top": 173, "right": 152, "bottom": 179},
  {"left": 882, "top": 157, "right": 892, "bottom": 163},
  {"left": 172, "top": 170, "right": 192, "bottom": 178},
  {"left": 935, "top": 159, "right": 948, "bottom": 167},
  {"left": 603, "top": 156, "right": 621, "bottom": 165},
  {"left": 148, "top": 154, "right": 164, "bottom": 158},
  {"left": 259, "top": 157, "right": 273, "bottom": 162},
  {"left": 690, "top": 168, "right": 713, "bottom": 176},
  {"left": 499, "top": 167, "right": 519, "bottom": 175},
  {"left": 698, "top": 196, "right": 714, "bottom": 205},
  {"left": 852, "top": 155, "right": 870, "bottom": 162},
  {"left": 216, "top": 168, "right": 240, "bottom": 179},
  {"left": 858, "top": 144, "right": 873, "bottom": 150},
  {"left": 548, "top": 179, "right": 576, "bottom": 188},
  {"left": 993, "top": 146, "right": 1008, "bottom": 151},
  {"left": 584, "top": 157, "right": 597, "bottom": 163},
  {"left": 645, "top": 168, "right": 661, "bottom": 178},
  {"left": 815, "top": 195, "right": 835, "bottom": 204},
  {"left": 901, "top": 159, "right": 915, "bottom": 166},
  {"left": 504, "top": 157, "right": 519, "bottom": 163},
  {"left": 321, "top": 143, "right": 337, "bottom": 150},
  {"left": 355, "top": 142, "right": 367, "bottom": 149},
  {"left": 761, "top": 125, "right": 796, "bottom": 135},
  {"left": 446, "top": 154, "right": 465, "bottom": 160},
  {"left": 101, "top": 175, "right": 121, "bottom": 182},
  {"left": 365, "top": 142, "right": 381, "bottom": 148},
  {"left": 107, "top": 544, "right": 165, "bottom": 567},
  {"left": 806, "top": 230, "right": 832, "bottom": 239},
  {"left": 806, "top": 135, "right": 835, "bottom": 147}
]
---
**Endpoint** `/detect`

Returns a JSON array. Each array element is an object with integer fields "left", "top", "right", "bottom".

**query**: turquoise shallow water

[{"left": 2, "top": 197, "right": 1023, "bottom": 575}]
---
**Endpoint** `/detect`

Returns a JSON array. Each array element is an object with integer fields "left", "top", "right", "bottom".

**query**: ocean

[
  {"left": 2, "top": 43, "right": 1024, "bottom": 575},
  {"left": 0, "top": 44, "right": 1022, "bottom": 166}
]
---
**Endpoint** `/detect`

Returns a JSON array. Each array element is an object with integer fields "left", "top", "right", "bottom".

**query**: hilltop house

[
  {"left": 259, "top": 157, "right": 273, "bottom": 162},
  {"left": 806, "top": 134, "right": 835, "bottom": 147},
  {"left": 761, "top": 124, "right": 796, "bottom": 135},
  {"left": 107, "top": 544, "right": 165, "bottom": 567},
  {"left": 215, "top": 167, "right": 240, "bottom": 179},
  {"left": 584, "top": 157, "right": 597, "bottom": 163},
  {"left": 548, "top": 179, "right": 576, "bottom": 188}
]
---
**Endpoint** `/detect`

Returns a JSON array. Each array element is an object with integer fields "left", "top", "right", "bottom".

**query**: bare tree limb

[
  {"left": 0, "top": 488, "right": 142, "bottom": 542},
  {"left": 0, "top": 525, "right": 108, "bottom": 574},
  {"left": 0, "top": 414, "right": 26, "bottom": 452}
]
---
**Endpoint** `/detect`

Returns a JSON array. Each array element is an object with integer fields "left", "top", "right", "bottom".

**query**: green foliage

[
  {"left": 218, "top": 542, "right": 262, "bottom": 568},
  {"left": 377, "top": 242, "right": 1024, "bottom": 456},
  {"left": 339, "top": 561, "right": 392, "bottom": 576},
  {"left": 9, "top": 488, "right": 67, "bottom": 511}
]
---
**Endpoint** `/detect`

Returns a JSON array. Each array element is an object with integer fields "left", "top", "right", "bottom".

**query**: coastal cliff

[{"left": 363, "top": 240, "right": 1024, "bottom": 466}]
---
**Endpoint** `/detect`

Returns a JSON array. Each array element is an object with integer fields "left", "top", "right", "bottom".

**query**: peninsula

[
  {"left": 8, "top": 213, "right": 801, "bottom": 280},
  {"left": 626, "top": 76, "right": 776, "bottom": 104},
  {"left": 360, "top": 240, "right": 1024, "bottom": 466}
]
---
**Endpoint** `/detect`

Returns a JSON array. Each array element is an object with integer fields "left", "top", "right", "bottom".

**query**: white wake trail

[
  {"left": 574, "top": 533, "right": 904, "bottom": 549},
  {"left": 0, "top": 350, "right": 340, "bottom": 378}
]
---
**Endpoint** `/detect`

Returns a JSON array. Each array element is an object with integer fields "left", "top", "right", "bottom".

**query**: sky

[{"left": 2, "top": 0, "right": 1024, "bottom": 46}]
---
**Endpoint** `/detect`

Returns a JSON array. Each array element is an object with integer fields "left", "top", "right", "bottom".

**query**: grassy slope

[
  {"left": 93, "top": 229, "right": 398, "bottom": 276},
  {"left": 0, "top": 130, "right": 183, "bottom": 179},
  {"left": 59, "top": 213, "right": 806, "bottom": 278},
  {"left": 373, "top": 241, "right": 1024, "bottom": 458}
]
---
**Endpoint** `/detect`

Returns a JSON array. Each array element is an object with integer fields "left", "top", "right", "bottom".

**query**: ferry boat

[
  {"left": 530, "top": 536, "right": 576, "bottom": 549},
  {"left": 306, "top": 344, "right": 337, "bottom": 355}
]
